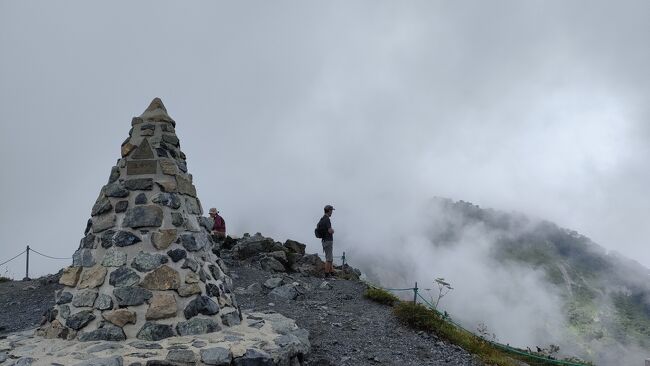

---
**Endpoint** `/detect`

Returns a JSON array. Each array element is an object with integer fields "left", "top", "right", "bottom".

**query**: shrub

[
  {"left": 364, "top": 287, "right": 400, "bottom": 306},
  {"left": 0, "top": 276, "right": 11, "bottom": 283}
]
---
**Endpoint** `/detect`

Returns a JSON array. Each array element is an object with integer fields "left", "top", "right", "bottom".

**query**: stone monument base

[{"left": 0, "top": 312, "right": 309, "bottom": 366}]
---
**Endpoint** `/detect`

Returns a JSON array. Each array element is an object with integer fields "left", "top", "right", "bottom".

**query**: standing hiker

[
  {"left": 317, "top": 205, "right": 335, "bottom": 277},
  {"left": 209, "top": 207, "right": 226, "bottom": 239}
]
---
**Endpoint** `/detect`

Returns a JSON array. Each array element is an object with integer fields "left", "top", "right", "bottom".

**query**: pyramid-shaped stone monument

[{"left": 41, "top": 98, "right": 238, "bottom": 341}]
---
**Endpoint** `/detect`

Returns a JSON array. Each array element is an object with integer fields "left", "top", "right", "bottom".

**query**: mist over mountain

[{"left": 356, "top": 197, "right": 650, "bottom": 365}]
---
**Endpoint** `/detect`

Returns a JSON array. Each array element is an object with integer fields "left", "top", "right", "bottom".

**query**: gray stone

[
  {"left": 208, "top": 264, "right": 223, "bottom": 281},
  {"left": 141, "top": 123, "right": 155, "bottom": 131},
  {"left": 101, "top": 230, "right": 141, "bottom": 248},
  {"left": 73, "top": 356, "right": 124, "bottom": 366},
  {"left": 109, "top": 166, "right": 120, "bottom": 184},
  {"left": 171, "top": 212, "right": 185, "bottom": 227},
  {"left": 319, "top": 281, "right": 332, "bottom": 290},
  {"left": 151, "top": 193, "right": 181, "bottom": 209},
  {"left": 283, "top": 240, "right": 306, "bottom": 255},
  {"left": 129, "top": 341, "right": 163, "bottom": 350},
  {"left": 131, "top": 251, "right": 168, "bottom": 272},
  {"left": 184, "top": 296, "right": 220, "bottom": 319},
  {"left": 161, "top": 124, "right": 174, "bottom": 133},
  {"left": 95, "top": 293, "right": 114, "bottom": 310},
  {"left": 109, "top": 266, "right": 141, "bottom": 287},
  {"left": 135, "top": 193, "right": 148, "bottom": 205},
  {"left": 78, "top": 325, "right": 126, "bottom": 342},
  {"left": 115, "top": 200, "right": 128, "bottom": 213},
  {"left": 167, "top": 249, "right": 186, "bottom": 262},
  {"left": 72, "top": 290, "right": 98, "bottom": 307},
  {"left": 0, "top": 352, "right": 7, "bottom": 364},
  {"left": 92, "top": 196, "right": 113, "bottom": 216},
  {"left": 233, "top": 237, "right": 285, "bottom": 259},
  {"left": 206, "top": 283, "right": 221, "bottom": 297},
  {"left": 267, "top": 251, "right": 287, "bottom": 264},
  {"left": 156, "top": 148, "right": 169, "bottom": 158},
  {"left": 102, "top": 248, "right": 127, "bottom": 267},
  {"left": 221, "top": 307, "right": 241, "bottom": 326},
  {"left": 151, "top": 229, "right": 177, "bottom": 250},
  {"left": 56, "top": 291, "right": 73, "bottom": 305},
  {"left": 166, "top": 349, "right": 196, "bottom": 364},
  {"left": 132, "top": 138, "right": 154, "bottom": 159},
  {"left": 263, "top": 277, "right": 283, "bottom": 289},
  {"left": 73, "top": 249, "right": 96, "bottom": 267},
  {"left": 260, "top": 256, "right": 286, "bottom": 272},
  {"left": 198, "top": 216, "right": 212, "bottom": 231},
  {"left": 93, "top": 214, "right": 116, "bottom": 233},
  {"left": 233, "top": 349, "right": 273, "bottom": 366},
  {"left": 177, "top": 161, "right": 188, "bottom": 173},
  {"left": 269, "top": 284, "right": 299, "bottom": 300},
  {"left": 136, "top": 322, "right": 176, "bottom": 341},
  {"left": 245, "top": 283, "right": 261, "bottom": 294},
  {"left": 200, "top": 347, "right": 231, "bottom": 365},
  {"left": 161, "top": 134, "right": 179, "bottom": 146},
  {"left": 80, "top": 233, "right": 96, "bottom": 249},
  {"left": 176, "top": 318, "right": 221, "bottom": 336},
  {"left": 66, "top": 310, "right": 96, "bottom": 330},
  {"left": 103, "top": 182, "right": 129, "bottom": 198},
  {"left": 176, "top": 176, "right": 196, "bottom": 197},
  {"left": 114, "top": 287, "right": 152, "bottom": 306},
  {"left": 123, "top": 206, "right": 163, "bottom": 228},
  {"left": 179, "top": 234, "right": 204, "bottom": 252},
  {"left": 126, "top": 160, "right": 157, "bottom": 175},
  {"left": 86, "top": 342, "right": 124, "bottom": 353},
  {"left": 13, "top": 358, "right": 35, "bottom": 366},
  {"left": 181, "top": 258, "right": 198, "bottom": 272},
  {"left": 177, "top": 283, "right": 201, "bottom": 297},
  {"left": 185, "top": 197, "right": 201, "bottom": 215},
  {"left": 60, "top": 304, "right": 71, "bottom": 319},
  {"left": 192, "top": 340, "right": 207, "bottom": 348}
]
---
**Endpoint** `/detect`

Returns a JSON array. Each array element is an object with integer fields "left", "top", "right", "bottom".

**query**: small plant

[
  {"left": 477, "top": 323, "right": 498, "bottom": 342},
  {"left": 431, "top": 277, "right": 453, "bottom": 309},
  {"left": 0, "top": 276, "right": 11, "bottom": 283},
  {"left": 364, "top": 287, "right": 400, "bottom": 306}
]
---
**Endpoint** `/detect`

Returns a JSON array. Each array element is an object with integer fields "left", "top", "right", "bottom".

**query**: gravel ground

[
  {"left": 229, "top": 262, "right": 485, "bottom": 366},
  {"left": 0, "top": 275, "right": 62, "bottom": 335},
  {"left": 0, "top": 265, "right": 485, "bottom": 366}
]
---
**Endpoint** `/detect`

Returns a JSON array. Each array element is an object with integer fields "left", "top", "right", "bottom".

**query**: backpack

[{"left": 314, "top": 219, "right": 324, "bottom": 239}]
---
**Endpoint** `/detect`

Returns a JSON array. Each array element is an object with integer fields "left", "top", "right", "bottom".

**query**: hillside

[{"left": 425, "top": 198, "right": 650, "bottom": 365}]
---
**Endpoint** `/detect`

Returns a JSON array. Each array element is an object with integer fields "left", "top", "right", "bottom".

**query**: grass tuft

[{"left": 364, "top": 287, "right": 400, "bottom": 306}]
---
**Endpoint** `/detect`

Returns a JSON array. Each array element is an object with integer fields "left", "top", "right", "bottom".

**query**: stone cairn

[{"left": 40, "top": 98, "right": 239, "bottom": 342}]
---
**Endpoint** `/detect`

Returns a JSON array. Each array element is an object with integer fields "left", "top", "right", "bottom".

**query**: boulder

[
  {"left": 176, "top": 318, "right": 221, "bottom": 336},
  {"left": 123, "top": 206, "right": 163, "bottom": 228},
  {"left": 260, "top": 256, "right": 286, "bottom": 272},
  {"left": 233, "top": 236, "right": 284, "bottom": 259},
  {"left": 184, "top": 296, "right": 220, "bottom": 319},
  {"left": 263, "top": 277, "right": 283, "bottom": 289},
  {"left": 131, "top": 251, "right": 168, "bottom": 272},
  {"left": 284, "top": 240, "right": 306, "bottom": 256},
  {"left": 269, "top": 284, "right": 299, "bottom": 301},
  {"left": 136, "top": 322, "right": 176, "bottom": 341}
]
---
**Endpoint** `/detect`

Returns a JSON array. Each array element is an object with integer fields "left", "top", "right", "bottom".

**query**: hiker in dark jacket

[{"left": 318, "top": 205, "right": 335, "bottom": 277}]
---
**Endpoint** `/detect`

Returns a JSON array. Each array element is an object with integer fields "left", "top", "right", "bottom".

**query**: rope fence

[
  {"left": 362, "top": 278, "right": 592, "bottom": 366},
  {"left": 0, "top": 245, "right": 71, "bottom": 280}
]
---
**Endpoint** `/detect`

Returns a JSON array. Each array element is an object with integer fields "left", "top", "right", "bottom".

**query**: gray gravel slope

[{"left": 230, "top": 262, "right": 485, "bottom": 366}]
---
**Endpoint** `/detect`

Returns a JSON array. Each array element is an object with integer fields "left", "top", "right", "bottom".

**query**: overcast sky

[{"left": 1, "top": 1, "right": 650, "bottom": 278}]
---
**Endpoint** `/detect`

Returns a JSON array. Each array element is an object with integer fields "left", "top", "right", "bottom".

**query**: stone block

[
  {"left": 123, "top": 206, "right": 163, "bottom": 228},
  {"left": 59, "top": 266, "right": 82, "bottom": 286},
  {"left": 146, "top": 293, "right": 177, "bottom": 320},
  {"left": 78, "top": 265, "right": 107, "bottom": 289}
]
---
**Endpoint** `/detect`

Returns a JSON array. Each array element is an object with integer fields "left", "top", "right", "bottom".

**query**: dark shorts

[{"left": 322, "top": 240, "right": 333, "bottom": 262}]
